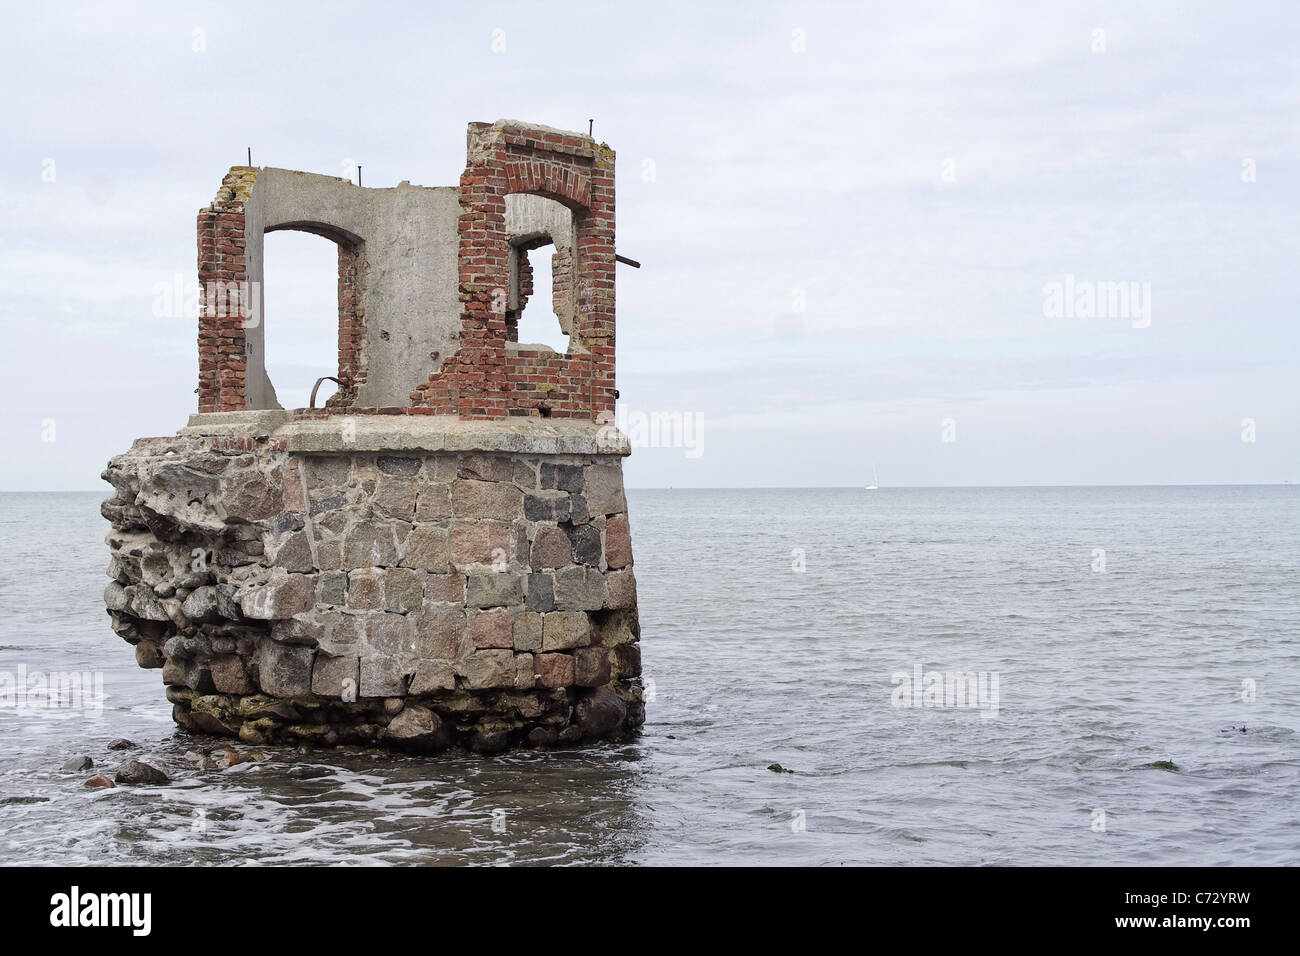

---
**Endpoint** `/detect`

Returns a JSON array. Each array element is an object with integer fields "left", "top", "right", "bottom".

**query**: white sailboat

[{"left": 865, "top": 466, "right": 878, "bottom": 490}]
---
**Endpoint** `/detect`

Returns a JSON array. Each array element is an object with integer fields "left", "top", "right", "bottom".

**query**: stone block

[
  {"left": 471, "top": 608, "right": 515, "bottom": 649},
  {"left": 605, "top": 569, "right": 637, "bottom": 609},
  {"left": 576, "top": 688, "right": 627, "bottom": 738},
  {"left": 463, "top": 649, "right": 515, "bottom": 690},
  {"left": 573, "top": 647, "right": 612, "bottom": 687},
  {"left": 384, "top": 567, "right": 423, "bottom": 613},
  {"left": 595, "top": 608, "right": 640, "bottom": 646},
  {"left": 542, "top": 610, "right": 590, "bottom": 651},
  {"left": 319, "top": 611, "right": 365, "bottom": 655},
  {"left": 580, "top": 570, "right": 608, "bottom": 611},
  {"left": 414, "top": 483, "right": 451, "bottom": 520},
  {"left": 359, "top": 655, "right": 407, "bottom": 698},
  {"left": 525, "top": 572, "right": 555, "bottom": 612},
  {"left": 210, "top": 655, "right": 254, "bottom": 695},
  {"left": 511, "top": 520, "right": 531, "bottom": 567},
  {"left": 514, "top": 611, "right": 543, "bottom": 651},
  {"left": 466, "top": 572, "right": 523, "bottom": 608},
  {"left": 514, "top": 653, "right": 535, "bottom": 689},
  {"left": 604, "top": 514, "right": 632, "bottom": 569},
  {"left": 524, "top": 494, "right": 554, "bottom": 521},
  {"left": 584, "top": 462, "right": 626, "bottom": 516},
  {"left": 271, "top": 613, "right": 324, "bottom": 646},
  {"left": 220, "top": 471, "right": 281, "bottom": 521},
  {"left": 312, "top": 653, "right": 359, "bottom": 698},
  {"left": 530, "top": 525, "right": 571, "bottom": 570},
  {"left": 347, "top": 568, "right": 384, "bottom": 609},
  {"left": 366, "top": 612, "right": 417, "bottom": 658},
  {"left": 317, "top": 569, "right": 347, "bottom": 606},
  {"left": 452, "top": 479, "right": 523, "bottom": 519},
  {"left": 612, "top": 643, "right": 641, "bottom": 680},
  {"left": 450, "top": 521, "right": 510, "bottom": 566},
  {"left": 310, "top": 493, "right": 346, "bottom": 517},
  {"left": 304, "top": 456, "right": 350, "bottom": 489},
  {"left": 429, "top": 457, "right": 459, "bottom": 481},
  {"left": 282, "top": 458, "right": 306, "bottom": 512},
  {"left": 458, "top": 454, "right": 514, "bottom": 483},
  {"left": 417, "top": 604, "right": 468, "bottom": 660},
  {"left": 374, "top": 475, "right": 417, "bottom": 519},
  {"left": 512, "top": 459, "right": 537, "bottom": 489},
  {"left": 342, "top": 520, "right": 399, "bottom": 568},
  {"left": 267, "top": 529, "right": 315, "bottom": 572},
  {"left": 316, "top": 538, "right": 343, "bottom": 571},
  {"left": 238, "top": 570, "right": 316, "bottom": 620},
  {"left": 408, "top": 660, "right": 455, "bottom": 695},
  {"left": 424, "top": 573, "right": 465, "bottom": 603},
  {"left": 257, "top": 642, "right": 315, "bottom": 697},
  {"left": 402, "top": 524, "right": 451, "bottom": 570},
  {"left": 567, "top": 523, "right": 602, "bottom": 566},
  {"left": 540, "top": 462, "right": 583, "bottom": 493},
  {"left": 535, "top": 652, "right": 574, "bottom": 688},
  {"left": 553, "top": 566, "right": 605, "bottom": 611},
  {"left": 377, "top": 456, "right": 421, "bottom": 476},
  {"left": 180, "top": 585, "right": 219, "bottom": 622}
]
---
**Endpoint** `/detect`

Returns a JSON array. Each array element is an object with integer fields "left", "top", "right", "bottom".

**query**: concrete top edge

[
  {"left": 490, "top": 119, "right": 593, "bottom": 140},
  {"left": 230, "top": 167, "right": 454, "bottom": 193},
  {"left": 179, "top": 412, "right": 630, "bottom": 456}
]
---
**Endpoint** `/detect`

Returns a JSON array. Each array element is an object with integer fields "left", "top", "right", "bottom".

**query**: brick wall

[
  {"left": 505, "top": 248, "right": 535, "bottom": 343},
  {"left": 196, "top": 168, "right": 255, "bottom": 412},
  {"left": 551, "top": 249, "right": 573, "bottom": 328},
  {"left": 411, "top": 121, "right": 617, "bottom": 421},
  {"left": 335, "top": 244, "right": 363, "bottom": 405}
]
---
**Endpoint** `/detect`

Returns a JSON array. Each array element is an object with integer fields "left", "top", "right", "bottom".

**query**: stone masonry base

[{"left": 101, "top": 422, "right": 643, "bottom": 754}]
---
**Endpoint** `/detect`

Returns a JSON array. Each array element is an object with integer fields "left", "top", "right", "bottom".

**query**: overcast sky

[{"left": 2, "top": 1, "right": 1296, "bottom": 490}]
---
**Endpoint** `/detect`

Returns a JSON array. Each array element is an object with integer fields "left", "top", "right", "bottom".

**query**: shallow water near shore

[{"left": 1, "top": 486, "right": 1297, "bottom": 865}]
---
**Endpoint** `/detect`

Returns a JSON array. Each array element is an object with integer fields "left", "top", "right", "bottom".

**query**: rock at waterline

[
  {"left": 114, "top": 760, "right": 169, "bottom": 785},
  {"left": 107, "top": 739, "right": 137, "bottom": 751},
  {"left": 381, "top": 705, "right": 449, "bottom": 753},
  {"left": 212, "top": 746, "right": 249, "bottom": 770},
  {"left": 185, "top": 750, "right": 216, "bottom": 771},
  {"left": 1149, "top": 760, "right": 1180, "bottom": 772},
  {"left": 84, "top": 775, "right": 116, "bottom": 789},
  {"left": 1, "top": 795, "right": 50, "bottom": 804},
  {"left": 62, "top": 756, "right": 93, "bottom": 772},
  {"left": 575, "top": 689, "right": 627, "bottom": 739}
]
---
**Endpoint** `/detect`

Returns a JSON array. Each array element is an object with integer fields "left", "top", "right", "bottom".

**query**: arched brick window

[
  {"left": 506, "top": 194, "right": 578, "bottom": 354},
  {"left": 410, "top": 121, "right": 617, "bottom": 420}
]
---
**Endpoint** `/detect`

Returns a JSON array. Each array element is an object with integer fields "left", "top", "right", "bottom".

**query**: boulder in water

[{"left": 114, "top": 760, "right": 169, "bottom": 785}]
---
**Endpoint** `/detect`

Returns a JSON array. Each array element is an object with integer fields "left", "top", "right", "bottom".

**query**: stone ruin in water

[{"left": 101, "top": 120, "right": 643, "bottom": 753}]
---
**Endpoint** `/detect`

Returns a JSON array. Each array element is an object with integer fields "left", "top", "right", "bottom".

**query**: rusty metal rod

[{"left": 310, "top": 376, "right": 341, "bottom": 409}]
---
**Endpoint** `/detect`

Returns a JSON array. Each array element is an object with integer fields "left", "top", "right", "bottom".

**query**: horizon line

[{"left": 3, "top": 481, "right": 1295, "bottom": 494}]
